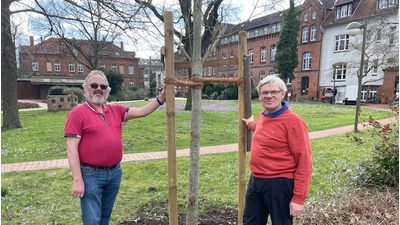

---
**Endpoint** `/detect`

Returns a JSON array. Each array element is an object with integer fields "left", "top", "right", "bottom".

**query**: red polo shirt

[{"left": 64, "top": 102, "right": 129, "bottom": 167}]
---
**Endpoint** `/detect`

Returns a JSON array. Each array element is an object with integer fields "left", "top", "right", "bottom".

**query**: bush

[
  {"left": 48, "top": 86, "right": 65, "bottom": 95},
  {"left": 108, "top": 87, "right": 148, "bottom": 102},
  {"left": 64, "top": 87, "right": 85, "bottom": 103},
  {"left": 349, "top": 102, "right": 399, "bottom": 188},
  {"left": 17, "top": 102, "right": 40, "bottom": 109}
]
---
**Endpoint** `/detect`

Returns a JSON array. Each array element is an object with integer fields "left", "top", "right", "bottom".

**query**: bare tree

[
  {"left": 2, "top": 0, "right": 21, "bottom": 129},
  {"left": 27, "top": 0, "right": 143, "bottom": 70},
  {"left": 349, "top": 17, "right": 399, "bottom": 86}
]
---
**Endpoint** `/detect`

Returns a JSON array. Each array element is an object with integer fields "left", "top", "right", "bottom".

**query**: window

[
  {"left": 389, "top": 0, "right": 399, "bottom": 7},
  {"left": 100, "top": 64, "right": 106, "bottom": 69},
  {"left": 46, "top": 62, "right": 52, "bottom": 72},
  {"left": 54, "top": 62, "right": 60, "bottom": 72},
  {"left": 302, "top": 52, "right": 312, "bottom": 70},
  {"left": 249, "top": 49, "right": 254, "bottom": 63},
  {"left": 129, "top": 66, "right": 134, "bottom": 75},
  {"left": 361, "top": 87, "right": 367, "bottom": 101},
  {"left": 222, "top": 54, "right": 226, "bottom": 59},
  {"left": 111, "top": 65, "right": 117, "bottom": 71},
  {"left": 272, "top": 25, "right": 276, "bottom": 33},
  {"left": 32, "top": 61, "right": 39, "bottom": 71},
  {"left": 390, "top": 27, "right": 396, "bottom": 45},
  {"left": 255, "top": 29, "right": 259, "bottom": 36},
  {"left": 230, "top": 52, "right": 234, "bottom": 58},
  {"left": 376, "top": 28, "right": 382, "bottom": 40},
  {"left": 129, "top": 82, "right": 134, "bottom": 87},
  {"left": 304, "top": 13, "right": 308, "bottom": 21},
  {"left": 264, "top": 27, "right": 268, "bottom": 34},
  {"left": 269, "top": 70, "right": 276, "bottom": 75},
  {"left": 73, "top": 49, "right": 78, "bottom": 56},
  {"left": 312, "top": 11, "right": 316, "bottom": 19},
  {"left": 335, "top": 34, "right": 349, "bottom": 51},
  {"left": 276, "top": 24, "right": 281, "bottom": 32},
  {"left": 369, "top": 87, "right": 378, "bottom": 98},
  {"left": 69, "top": 63, "right": 75, "bottom": 72},
  {"left": 372, "top": 61, "right": 378, "bottom": 75},
  {"left": 260, "top": 47, "right": 267, "bottom": 62},
  {"left": 333, "top": 64, "right": 347, "bottom": 80},
  {"left": 302, "top": 27, "right": 309, "bottom": 43},
  {"left": 78, "top": 64, "right": 84, "bottom": 73},
  {"left": 364, "top": 62, "right": 369, "bottom": 75},
  {"left": 367, "top": 30, "right": 372, "bottom": 42},
  {"left": 271, "top": 45, "right": 276, "bottom": 61},
  {"left": 379, "top": 0, "right": 388, "bottom": 8},
  {"left": 336, "top": 3, "right": 352, "bottom": 19},
  {"left": 310, "top": 25, "right": 317, "bottom": 41},
  {"left": 119, "top": 65, "right": 124, "bottom": 74},
  {"left": 259, "top": 71, "right": 266, "bottom": 81}
]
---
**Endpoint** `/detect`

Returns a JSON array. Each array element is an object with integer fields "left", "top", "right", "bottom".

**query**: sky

[{"left": 11, "top": 0, "right": 291, "bottom": 60}]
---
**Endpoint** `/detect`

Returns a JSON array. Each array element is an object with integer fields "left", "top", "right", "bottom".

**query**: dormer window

[
  {"left": 336, "top": 3, "right": 352, "bottom": 19},
  {"left": 379, "top": 0, "right": 399, "bottom": 8}
]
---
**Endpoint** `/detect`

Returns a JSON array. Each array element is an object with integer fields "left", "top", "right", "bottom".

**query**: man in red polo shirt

[
  {"left": 242, "top": 75, "right": 312, "bottom": 225},
  {"left": 64, "top": 70, "right": 166, "bottom": 225}
]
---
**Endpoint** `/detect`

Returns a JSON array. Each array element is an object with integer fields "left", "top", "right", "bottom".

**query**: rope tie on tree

[{"left": 163, "top": 77, "right": 245, "bottom": 89}]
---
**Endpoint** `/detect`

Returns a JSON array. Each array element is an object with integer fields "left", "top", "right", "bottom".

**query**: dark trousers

[{"left": 243, "top": 175, "right": 294, "bottom": 225}]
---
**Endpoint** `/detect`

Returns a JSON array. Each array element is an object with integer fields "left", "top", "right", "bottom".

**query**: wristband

[{"left": 156, "top": 96, "right": 164, "bottom": 105}]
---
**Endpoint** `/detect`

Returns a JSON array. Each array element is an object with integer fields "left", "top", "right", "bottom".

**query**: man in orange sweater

[{"left": 242, "top": 75, "right": 312, "bottom": 225}]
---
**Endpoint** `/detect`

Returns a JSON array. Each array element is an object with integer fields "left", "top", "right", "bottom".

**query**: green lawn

[
  {"left": 1, "top": 100, "right": 396, "bottom": 224},
  {"left": 1, "top": 100, "right": 394, "bottom": 164}
]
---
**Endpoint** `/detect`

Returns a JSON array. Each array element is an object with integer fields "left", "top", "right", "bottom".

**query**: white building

[{"left": 320, "top": 0, "right": 398, "bottom": 104}]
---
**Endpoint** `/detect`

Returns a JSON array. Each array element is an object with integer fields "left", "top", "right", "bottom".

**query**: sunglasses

[{"left": 89, "top": 83, "right": 108, "bottom": 90}]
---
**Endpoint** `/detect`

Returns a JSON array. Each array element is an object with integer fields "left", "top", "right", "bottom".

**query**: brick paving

[{"left": 2, "top": 102, "right": 396, "bottom": 174}]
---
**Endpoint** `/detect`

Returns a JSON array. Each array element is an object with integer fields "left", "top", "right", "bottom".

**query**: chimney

[
  {"left": 120, "top": 41, "right": 124, "bottom": 50},
  {"left": 30, "top": 36, "right": 34, "bottom": 46}
]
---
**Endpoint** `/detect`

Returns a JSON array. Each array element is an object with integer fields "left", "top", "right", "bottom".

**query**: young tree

[{"left": 274, "top": 0, "right": 301, "bottom": 81}]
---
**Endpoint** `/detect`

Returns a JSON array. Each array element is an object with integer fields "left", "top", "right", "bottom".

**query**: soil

[{"left": 120, "top": 206, "right": 239, "bottom": 225}]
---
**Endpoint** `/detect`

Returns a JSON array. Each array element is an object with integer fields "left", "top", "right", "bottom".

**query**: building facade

[
  {"left": 211, "top": 0, "right": 336, "bottom": 100},
  {"left": 320, "top": 0, "right": 399, "bottom": 103},
  {"left": 18, "top": 37, "right": 141, "bottom": 99}
]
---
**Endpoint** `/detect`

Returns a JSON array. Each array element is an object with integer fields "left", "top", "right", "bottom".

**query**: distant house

[
  {"left": 320, "top": 0, "right": 399, "bottom": 103},
  {"left": 18, "top": 37, "right": 141, "bottom": 99},
  {"left": 175, "top": 0, "right": 336, "bottom": 100}
]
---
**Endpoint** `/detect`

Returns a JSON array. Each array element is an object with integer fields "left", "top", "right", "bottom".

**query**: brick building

[
  {"left": 203, "top": 0, "right": 335, "bottom": 100},
  {"left": 18, "top": 37, "right": 141, "bottom": 99}
]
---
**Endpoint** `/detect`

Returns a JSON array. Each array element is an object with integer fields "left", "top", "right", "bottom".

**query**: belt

[{"left": 80, "top": 163, "right": 118, "bottom": 170}]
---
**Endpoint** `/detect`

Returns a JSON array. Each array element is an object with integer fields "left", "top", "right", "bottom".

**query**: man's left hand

[{"left": 289, "top": 202, "right": 304, "bottom": 217}]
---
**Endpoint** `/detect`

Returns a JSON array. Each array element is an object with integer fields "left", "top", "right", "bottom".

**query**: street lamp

[{"left": 346, "top": 19, "right": 367, "bottom": 132}]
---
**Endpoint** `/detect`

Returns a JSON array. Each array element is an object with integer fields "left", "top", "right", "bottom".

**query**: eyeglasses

[
  {"left": 89, "top": 83, "right": 108, "bottom": 90},
  {"left": 260, "top": 90, "right": 281, "bottom": 97}
]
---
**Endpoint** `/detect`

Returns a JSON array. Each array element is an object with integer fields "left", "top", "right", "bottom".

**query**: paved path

[{"left": 2, "top": 102, "right": 395, "bottom": 173}]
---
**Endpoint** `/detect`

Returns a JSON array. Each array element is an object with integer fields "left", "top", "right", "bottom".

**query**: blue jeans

[
  {"left": 80, "top": 164, "right": 122, "bottom": 225},
  {"left": 243, "top": 175, "right": 294, "bottom": 225}
]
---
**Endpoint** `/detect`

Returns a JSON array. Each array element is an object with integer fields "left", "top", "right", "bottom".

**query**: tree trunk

[
  {"left": 1, "top": 0, "right": 21, "bottom": 129},
  {"left": 186, "top": 0, "right": 202, "bottom": 224}
]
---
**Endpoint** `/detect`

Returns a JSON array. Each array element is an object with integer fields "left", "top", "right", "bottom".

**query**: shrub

[
  {"left": 17, "top": 102, "right": 40, "bottom": 109},
  {"left": 48, "top": 86, "right": 65, "bottom": 95},
  {"left": 64, "top": 87, "right": 85, "bottom": 103},
  {"left": 349, "top": 101, "right": 399, "bottom": 188}
]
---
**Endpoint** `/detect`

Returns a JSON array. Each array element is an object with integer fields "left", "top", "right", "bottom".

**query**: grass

[
  {"left": 1, "top": 100, "right": 394, "bottom": 164},
  {"left": 1, "top": 100, "right": 397, "bottom": 224},
  {"left": 0, "top": 134, "right": 376, "bottom": 224}
]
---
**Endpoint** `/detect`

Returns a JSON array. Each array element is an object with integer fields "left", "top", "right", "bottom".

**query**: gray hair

[
  {"left": 256, "top": 75, "right": 287, "bottom": 94},
  {"left": 82, "top": 70, "right": 111, "bottom": 91}
]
